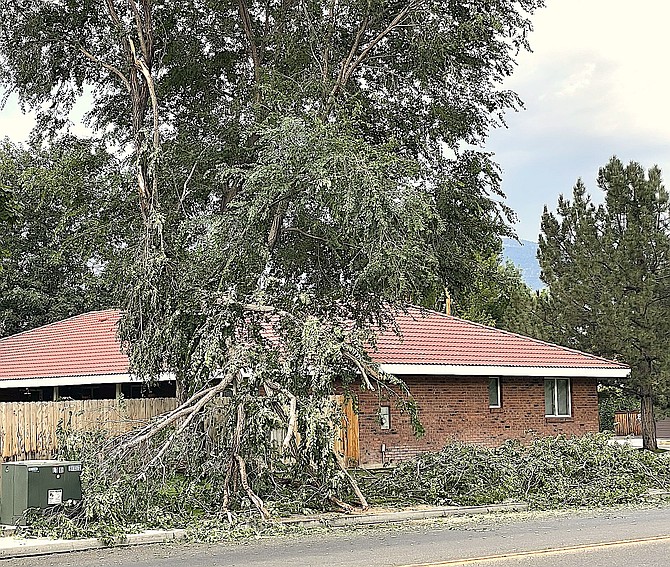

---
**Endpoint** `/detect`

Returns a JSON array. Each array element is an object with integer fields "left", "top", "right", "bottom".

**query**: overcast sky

[
  {"left": 2, "top": 1, "right": 669, "bottom": 243},
  {"left": 488, "top": 0, "right": 670, "bottom": 241}
]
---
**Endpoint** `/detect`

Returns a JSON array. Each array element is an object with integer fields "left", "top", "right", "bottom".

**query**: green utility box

[{"left": 0, "top": 460, "right": 82, "bottom": 525}]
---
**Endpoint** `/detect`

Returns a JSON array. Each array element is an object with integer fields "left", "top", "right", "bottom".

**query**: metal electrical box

[{"left": 0, "top": 460, "right": 82, "bottom": 525}]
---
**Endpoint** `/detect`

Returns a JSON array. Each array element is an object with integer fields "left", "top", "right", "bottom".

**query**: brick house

[
  {"left": 355, "top": 307, "right": 630, "bottom": 465},
  {"left": 0, "top": 308, "right": 629, "bottom": 465}
]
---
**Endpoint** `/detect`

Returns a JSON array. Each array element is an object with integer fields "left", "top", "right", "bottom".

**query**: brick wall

[{"left": 356, "top": 375, "right": 599, "bottom": 465}]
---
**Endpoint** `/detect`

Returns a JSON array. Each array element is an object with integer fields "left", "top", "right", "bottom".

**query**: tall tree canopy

[
  {"left": 0, "top": 0, "right": 544, "bottom": 516},
  {"left": 539, "top": 157, "right": 670, "bottom": 450},
  {"left": 0, "top": 137, "right": 134, "bottom": 336},
  {"left": 450, "top": 248, "right": 539, "bottom": 329},
  {"left": 0, "top": 182, "right": 13, "bottom": 225},
  {"left": 0, "top": 0, "right": 540, "bottom": 298}
]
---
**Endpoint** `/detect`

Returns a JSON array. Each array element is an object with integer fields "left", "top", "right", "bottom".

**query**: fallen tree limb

[
  {"left": 144, "top": 375, "right": 236, "bottom": 471},
  {"left": 110, "top": 374, "right": 235, "bottom": 459},
  {"left": 334, "top": 449, "right": 369, "bottom": 510}
]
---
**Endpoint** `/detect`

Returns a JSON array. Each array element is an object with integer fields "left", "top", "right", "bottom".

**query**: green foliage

[
  {"left": 0, "top": 0, "right": 544, "bottom": 313},
  {"left": 362, "top": 442, "right": 515, "bottom": 506},
  {"left": 25, "top": 414, "right": 354, "bottom": 540},
  {"left": 0, "top": 182, "right": 15, "bottom": 224},
  {"left": 26, "top": 432, "right": 670, "bottom": 542},
  {"left": 361, "top": 434, "right": 670, "bottom": 511},
  {"left": 502, "top": 435, "right": 670, "bottom": 509},
  {"left": 0, "top": 181, "right": 16, "bottom": 263},
  {"left": 445, "top": 250, "right": 553, "bottom": 345},
  {"left": 453, "top": 252, "right": 531, "bottom": 325},
  {"left": 0, "top": 137, "right": 134, "bottom": 336},
  {"left": 500, "top": 287, "right": 556, "bottom": 342},
  {"left": 539, "top": 158, "right": 670, "bottom": 447}
]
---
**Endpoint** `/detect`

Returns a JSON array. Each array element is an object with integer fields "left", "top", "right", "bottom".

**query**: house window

[
  {"left": 488, "top": 377, "right": 501, "bottom": 408},
  {"left": 379, "top": 406, "right": 391, "bottom": 430},
  {"left": 545, "top": 378, "right": 571, "bottom": 417}
]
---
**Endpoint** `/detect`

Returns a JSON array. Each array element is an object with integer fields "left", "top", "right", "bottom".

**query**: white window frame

[
  {"left": 379, "top": 405, "right": 391, "bottom": 430},
  {"left": 488, "top": 377, "right": 501, "bottom": 408},
  {"left": 545, "top": 378, "right": 572, "bottom": 417}
]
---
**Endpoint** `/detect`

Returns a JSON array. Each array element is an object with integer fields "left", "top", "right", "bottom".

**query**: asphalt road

[{"left": 5, "top": 505, "right": 670, "bottom": 567}]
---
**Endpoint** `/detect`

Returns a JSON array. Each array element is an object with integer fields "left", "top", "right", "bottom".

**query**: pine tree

[{"left": 539, "top": 157, "right": 670, "bottom": 450}]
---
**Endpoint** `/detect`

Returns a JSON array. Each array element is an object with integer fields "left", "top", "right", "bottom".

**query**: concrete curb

[
  {"left": 281, "top": 502, "right": 528, "bottom": 528},
  {"left": 0, "top": 529, "right": 187, "bottom": 559},
  {"left": 0, "top": 503, "right": 526, "bottom": 559}
]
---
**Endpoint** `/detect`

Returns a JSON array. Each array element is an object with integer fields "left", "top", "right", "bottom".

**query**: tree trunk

[{"left": 640, "top": 383, "right": 657, "bottom": 451}]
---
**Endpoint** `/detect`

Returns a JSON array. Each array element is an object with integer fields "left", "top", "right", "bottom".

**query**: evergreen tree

[{"left": 539, "top": 157, "right": 670, "bottom": 450}]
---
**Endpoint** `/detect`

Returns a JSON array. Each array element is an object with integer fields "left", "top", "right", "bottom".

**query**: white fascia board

[
  {"left": 378, "top": 363, "right": 630, "bottom": 379},
  {"left": 0, "top": 372, "right": 176, "bottom": 389}
]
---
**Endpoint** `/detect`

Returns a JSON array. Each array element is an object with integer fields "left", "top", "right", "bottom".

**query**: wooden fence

[
  {"left": 0, "top": 398, "right": 177, "bottom": 461},
  {"left": 614, "top": 410, "right": 641, "bottom": 436},
  {"left": 333, "top": 395, "right": 360, "bottom": 466},
  {"left": 0, "top": 396, "right": 361, "bottom": 464}
]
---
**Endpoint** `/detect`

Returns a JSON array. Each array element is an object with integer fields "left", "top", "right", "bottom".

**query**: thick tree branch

[
  {"left": 343, "top": 351, "right": 375, "bottom": 390},
  {"left": 237, "top": 0, "right": 262, "bottom": 104},
  {"left": 127, "top": 35, "right": 160, "bottom": 218},
  {"left": 113, "top": 375, "right": 234, "bottom": 456},
  {"left": 237, "top": 455, "right": 271, "bottom": 518},
  {"left": 324, "top": 2, "right": 417, "bottom": 115},
  {"left": 284, "top": 227, "right": 330, "bottom": 244},
  {"left": 321, "top": 0, "right": 338, "bottom": 83},
  {"left": 128, "top": 0, "right": 150, "bottom": 61},
  {"left": 77, "top": 45, "right": 132, "bottom": 93},
  {"left": 104, "top": 0, "right": 124, "bottom": 29},
  {"left": 265, "top": 379, "right": 299, "bottom": 450},
  {"left": 267, "top": 200, "right": 288, "bottom": 249},
  {"left": 128, "top": 38, "right": 159, "bottom": 158},
  {"left": 231, "top": 403, "right": 271, "bottom": 518},
  {"left": 334, "top": 449, "right": 369, "bottom": 509},
  {"left": 346, "top": 5, "right": 414, "bottom": 81}
]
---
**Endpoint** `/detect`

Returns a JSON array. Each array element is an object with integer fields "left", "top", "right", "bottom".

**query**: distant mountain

[{"left": 502, "top": 238, "right": 544, "bottom": 291}]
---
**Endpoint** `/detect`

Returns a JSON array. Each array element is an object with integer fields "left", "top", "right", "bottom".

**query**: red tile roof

[
  {"left": 0, "top": 306, "right": 627, "bottom": 381},
  {"left": 371, "top": 306, "right": 628, "bottom": 369},
  {"left": 0, "top": 310, "right": 128, "bottom": 380}
]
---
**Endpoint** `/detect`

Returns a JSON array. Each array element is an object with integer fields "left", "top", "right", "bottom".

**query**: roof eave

[
  {"left": 379, "top": 363, "right": 631, "bottom": 379},
  {"left": 0, "top": 372, "right": 176, "bottom": 389}
]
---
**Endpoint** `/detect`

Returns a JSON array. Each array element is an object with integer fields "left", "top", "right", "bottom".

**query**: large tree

[
  {"left": 0, "top": 0, "right": 544, "bottom": 517},
  {"left": 539, "top": 157, "right": 670, "bottom": 450},
  {"left": 0, "top": 0, "right": 539, "bottom": 291},
  {"left": 0, "top": 137, "right": 134, "bottom": 336},
  {"left": 0, "top": 183, "right": 12, "bottom": 224}
]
